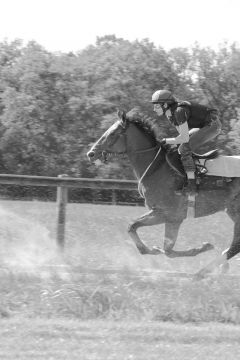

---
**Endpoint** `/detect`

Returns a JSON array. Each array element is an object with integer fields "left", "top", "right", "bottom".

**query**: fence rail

[
  {"left": 0, "top": 174, "right": 137, "bottom": 190},
  {"left": 0, "top": 174, "right": 139, "bottom": 249}
]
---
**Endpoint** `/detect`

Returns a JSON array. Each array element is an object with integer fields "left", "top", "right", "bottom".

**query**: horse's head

[
  {"left": 87, "top": 110, "right": 129, "bottom": 163},
  {"left": 87, "top": 109, "right": 158, "bottom": 163}
]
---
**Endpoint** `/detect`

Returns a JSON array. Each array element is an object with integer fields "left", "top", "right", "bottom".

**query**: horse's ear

[
  {"left": 117, "top": 109, "right": 127, "bottom": 128},
  {"left": 117, "top": 109, "right": 126, "bottom": 120}
]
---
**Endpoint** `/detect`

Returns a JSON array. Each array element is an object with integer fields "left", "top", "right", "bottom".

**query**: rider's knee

[{"left": 178, "top": 143, "right": 191, "bottom": 155}]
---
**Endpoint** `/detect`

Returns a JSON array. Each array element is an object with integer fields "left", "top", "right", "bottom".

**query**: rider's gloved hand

[{"left": 158, "top": 138, "right": 166, "bottom": 146}]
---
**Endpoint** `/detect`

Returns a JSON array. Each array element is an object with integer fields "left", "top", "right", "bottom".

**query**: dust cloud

[{"left": 0, "top": 205, "right": 61, "bottom": 274}]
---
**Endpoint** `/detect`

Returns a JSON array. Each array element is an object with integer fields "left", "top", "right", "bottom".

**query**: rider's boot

[
  {"left": 180, "top": 148, "right": 198, "bottom": 196},
  {"left": 174, "top": 173, "right": 198, "bottom": 196}
]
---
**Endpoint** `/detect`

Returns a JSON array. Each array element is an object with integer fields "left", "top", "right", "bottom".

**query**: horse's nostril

[{"left": 87, "top": 151, "right": 95, "bottom": 158}]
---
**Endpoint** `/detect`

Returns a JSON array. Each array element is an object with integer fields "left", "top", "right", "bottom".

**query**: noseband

[{"left": 101, "top": 149, "right": 126, "bottom": 163}]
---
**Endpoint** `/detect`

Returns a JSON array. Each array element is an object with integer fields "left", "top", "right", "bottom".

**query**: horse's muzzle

[
  {"left": 87, "top": 150, "right": 95, "bottom": 160},
  {"left": 87, "top": 149, "right": 108, "bottom": 164},
  {"left": 87, "top": 150, "right": 102, "bottom": 163}
]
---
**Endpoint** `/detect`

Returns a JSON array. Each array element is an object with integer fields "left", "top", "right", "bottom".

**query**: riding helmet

[{"left": 151, "top": 90, "right": 177, "bottom": 104}]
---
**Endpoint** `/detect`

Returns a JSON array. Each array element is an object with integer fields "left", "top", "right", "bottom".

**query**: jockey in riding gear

[{"left": 151, "top": 89, "right": 222, "bottom": 195}]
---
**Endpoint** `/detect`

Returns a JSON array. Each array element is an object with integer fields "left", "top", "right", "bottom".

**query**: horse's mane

[{"left": 126, "top": 107, "right": 158, "bottom": 143}]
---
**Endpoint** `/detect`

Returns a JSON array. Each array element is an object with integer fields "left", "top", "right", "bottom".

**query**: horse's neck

[
  {"left": 125, "top": 125, "right": 154, "bottom": 177},
  {"left": 126, "top": 123, "right": 166, "bottom": 179},
  {"left": 127, "top": 148, "right": 163, "bottom": 179}
]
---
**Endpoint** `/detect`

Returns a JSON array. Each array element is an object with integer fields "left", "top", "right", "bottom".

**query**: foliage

[{"left": 0, "top": 37, "right": 239, "bottom": 179}]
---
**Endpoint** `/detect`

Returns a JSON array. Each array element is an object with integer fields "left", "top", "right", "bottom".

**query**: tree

[
  {"left": 189, "top": 42, "right": 240, "bottom": 152},
  {"left": 0, "top": 37, "right": 239, "bottom": 180}
]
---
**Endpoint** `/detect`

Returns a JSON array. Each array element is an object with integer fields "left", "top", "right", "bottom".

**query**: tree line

[{"left": 0, "top": 35, "right": 239, "bottom": 182}]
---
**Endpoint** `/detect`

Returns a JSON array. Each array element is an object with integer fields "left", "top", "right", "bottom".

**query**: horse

[{"left": 87, "top": 108, "right": 240, "bottom": 279}]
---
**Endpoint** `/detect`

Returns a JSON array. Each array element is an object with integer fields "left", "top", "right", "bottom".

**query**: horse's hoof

[
  {"left": 202, "top": 242, "right": 214, "bottom": 251},
  {"left": 192, "top": 271, "right": 206, "bottom": 281},
  {"left": 193, "top": 267, "right": 212, "bottom": 281},
  {"left": 138, "top": 247, "right": 151, "bottom": 255},
  {"left": 220, "top": 262, "right": 230, "bottom": 274},
  {"left": 151, "top": 246, "right": 165, "bottom": 255}
]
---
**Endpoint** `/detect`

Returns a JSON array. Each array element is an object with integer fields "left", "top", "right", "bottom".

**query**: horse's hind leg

[
  {"left": 195, "top": 218, "right": 240, "bottom": 279},
  {"left": 163, "top": 222, "right": 214, "bottom": 258},
  {"left": 194, "top": 248, "right": 229, "bottom": 280}
]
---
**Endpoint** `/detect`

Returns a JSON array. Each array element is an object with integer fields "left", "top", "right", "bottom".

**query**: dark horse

[{"left": 87, "top": 108, "right": 240, "bottom": 278}]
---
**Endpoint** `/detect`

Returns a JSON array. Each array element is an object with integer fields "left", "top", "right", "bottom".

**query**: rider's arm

[
  {"left": 164, "top": 106, "right": 190, "bottom": 145},
  {"left": 165, "top": 121, "right": 189, "bottom": 145}
]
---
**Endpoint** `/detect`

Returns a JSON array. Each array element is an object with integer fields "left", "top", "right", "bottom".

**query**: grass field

[
  {"left": 0, "top": 200, "right": 238, "bottom": 274},
  {"left": 1, "top": 319, "right": 240, "bottom": 360},
  {"left": 0, "top": 200, "right": 240, "bottom": 359}
]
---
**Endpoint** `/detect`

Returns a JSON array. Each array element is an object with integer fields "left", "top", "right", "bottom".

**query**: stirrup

[{"left": 196, "top": 164, "right": 208, "bottom": 177}]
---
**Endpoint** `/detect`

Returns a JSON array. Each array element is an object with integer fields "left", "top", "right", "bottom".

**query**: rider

[{"left": 151, "top": 89, "right": 222, "bottom": 195}]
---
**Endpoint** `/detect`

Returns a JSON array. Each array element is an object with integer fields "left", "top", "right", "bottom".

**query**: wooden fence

[{"left": 0, "top": 174, "right": 138, "bottom": 250}]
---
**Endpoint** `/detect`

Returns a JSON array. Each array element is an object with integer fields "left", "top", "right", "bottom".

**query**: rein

[
  {"left": 137, "top": 145, "right": 161, "bottom": 197},
  {"left": 102, "top": 144, "right": 160, "bottom": 197},
  {"left": 134, "top": 146, "right": 159, "bottom": 154}
]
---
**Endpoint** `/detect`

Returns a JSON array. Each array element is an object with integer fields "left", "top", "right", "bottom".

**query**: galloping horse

[{"left": 87, "top": 108, "right": 240, "bottom": 278}]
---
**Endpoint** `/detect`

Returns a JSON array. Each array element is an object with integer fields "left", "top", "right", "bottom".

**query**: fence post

[
  {"left": 56, "top": 174, "right": 68, "bottom": 250},
  {"left": 112, "top": 189, "right": 117, "bottom": 205}
]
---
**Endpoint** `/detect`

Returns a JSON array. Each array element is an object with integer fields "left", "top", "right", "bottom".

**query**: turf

[
  {"left": 0, "top": 201, "right": 240, "bottom": 359},
  {"left": 1, "top": 319, "right": 240, "bottom": 360},
  {"left": 0, "top": 201, "right": 236, "bottom": 274}
]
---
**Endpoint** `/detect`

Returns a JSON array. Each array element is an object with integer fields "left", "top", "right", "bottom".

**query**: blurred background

[{"left": 0, "top": 0, "right": 239, "bottom": 190}]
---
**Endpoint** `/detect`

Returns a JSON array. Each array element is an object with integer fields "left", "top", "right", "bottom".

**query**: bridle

[
  {"left": 101, "top": 121, "right": 161, "bottom": 196},
  {"left": 100, "top": 120, "right": 158, "bottom": 162},
  {"left": 91, "top": 118, "right": 161, "bottom": 197},
  {"left": 100, "top": 121, "right": 128, "bottom": 163}
]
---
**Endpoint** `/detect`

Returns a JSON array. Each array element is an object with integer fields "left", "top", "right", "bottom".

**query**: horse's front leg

[
  {"left": 128, "top": 209, "right": 165, "bottom": 255},
  {"left": 164, "top": 222, "right": 214, "bottom": 258}
]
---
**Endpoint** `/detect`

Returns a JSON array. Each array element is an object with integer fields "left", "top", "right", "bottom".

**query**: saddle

[
  {"left": 166, "top": 147, "right": 219, "bottom": 177},
  {"left": 165, "top": 147, "right": 233, "bottom": 191}
]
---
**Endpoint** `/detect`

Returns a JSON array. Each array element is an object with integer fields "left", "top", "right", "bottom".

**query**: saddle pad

[{"left": 199, "top": 155, "right": 240, "bottom": 177}]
